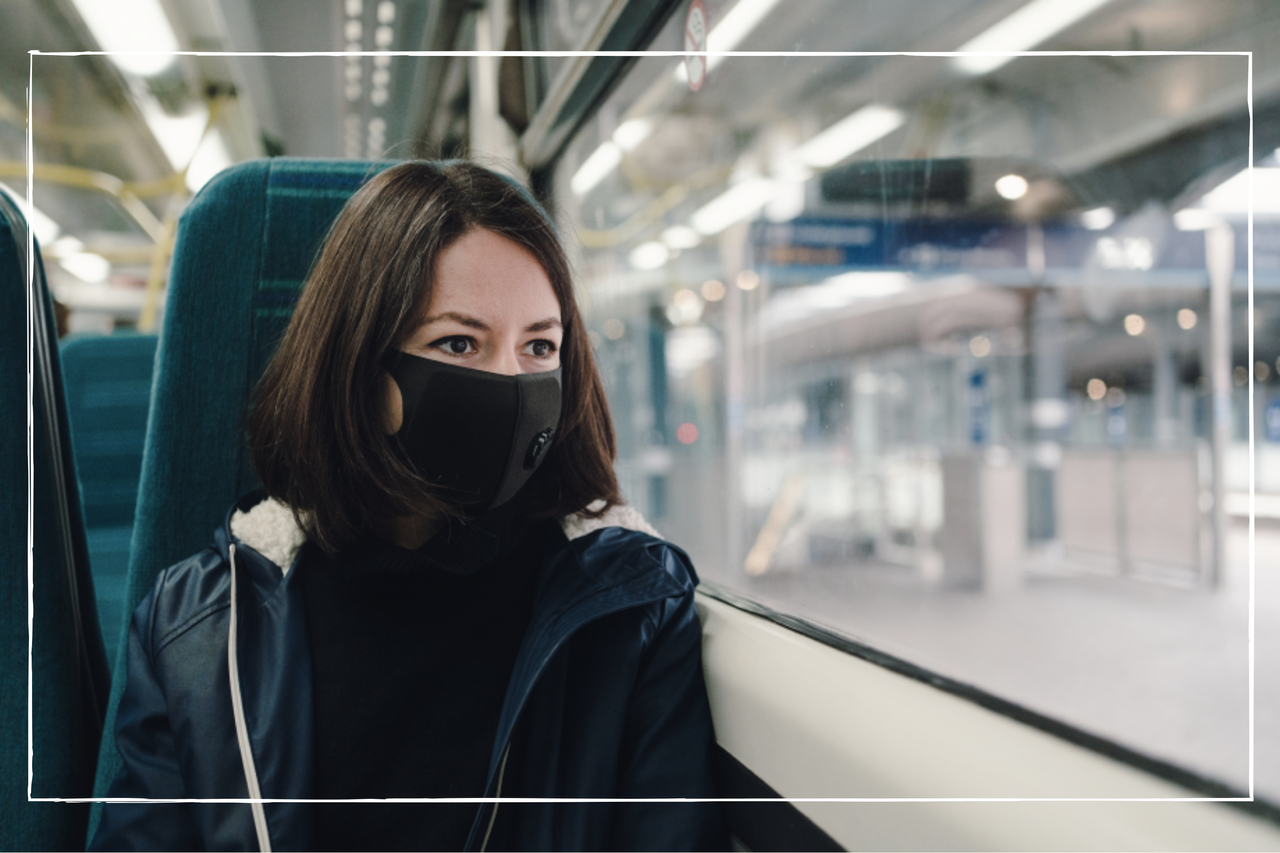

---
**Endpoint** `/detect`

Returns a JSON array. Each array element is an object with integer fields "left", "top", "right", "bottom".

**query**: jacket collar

[
  {"left": 487, "top": 521, "right": 684, "bottom": 776},
  {"left": 218, "top": 492, "right": 681, "bottom": 630},
  {"left": 220, "top": 490, "right": 663, "bottom": 577},
  {"left": 218, "top": 490, "right": 681, "bottom": 840}
]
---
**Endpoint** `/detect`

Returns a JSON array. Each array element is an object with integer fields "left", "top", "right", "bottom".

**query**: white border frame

[{"left": 23, "top": 46, "right": 1257, "bottom": 807}]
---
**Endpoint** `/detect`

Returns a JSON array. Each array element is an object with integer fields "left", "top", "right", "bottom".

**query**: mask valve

[{"left": 525, "top": 428, "right": 555, "bottom": 470}]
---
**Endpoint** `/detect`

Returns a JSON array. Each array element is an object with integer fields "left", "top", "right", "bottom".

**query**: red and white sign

[{"left": 684, "top": 0, "right": 708, "bottom": 91}]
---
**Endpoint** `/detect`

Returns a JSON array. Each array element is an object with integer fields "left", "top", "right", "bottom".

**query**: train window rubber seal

[{"left": 695, "top": 582, "right": 1280, "bottom": 827}]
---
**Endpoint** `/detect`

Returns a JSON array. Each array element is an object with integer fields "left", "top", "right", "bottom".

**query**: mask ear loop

[{"left": 228, "top": 543, "right": 273, "bottom": 852}]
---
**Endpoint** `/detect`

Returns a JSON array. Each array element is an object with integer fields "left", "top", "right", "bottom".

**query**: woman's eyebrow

[
  {"left": 525, "top": 317, "right": 563, "bottom": 333},
  {"left": 420, "top": 313, "right": 562, "bottom": 334},
  {"left": 422, "top": 311, "right": 489, "bottom": 330}
]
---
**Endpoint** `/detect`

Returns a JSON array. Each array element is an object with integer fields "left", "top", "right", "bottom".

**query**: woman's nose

[{"left": 485, "top": 344, "right": 522, "bottom": 376}]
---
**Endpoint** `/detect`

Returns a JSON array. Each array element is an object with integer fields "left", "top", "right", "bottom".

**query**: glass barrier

[{"left": 548, "top": 1, "right": 1274, "bottom": 799}]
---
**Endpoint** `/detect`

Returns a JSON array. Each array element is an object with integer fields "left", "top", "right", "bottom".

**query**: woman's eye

[
  {"left": 526, "top": 339, "right": 557, "bottom": 358},
  {"left": 431, "top": 336, "right": 475, "bottom": 356}
]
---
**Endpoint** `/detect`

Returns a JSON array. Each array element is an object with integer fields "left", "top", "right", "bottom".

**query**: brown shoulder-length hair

[{"left": 248, "top": 160, "right": 620, "bottom": 552}]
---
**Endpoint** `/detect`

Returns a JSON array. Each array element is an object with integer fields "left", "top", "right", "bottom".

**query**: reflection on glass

[{"left": 547, "top": 2, "right": 1275, "bottom": 801}]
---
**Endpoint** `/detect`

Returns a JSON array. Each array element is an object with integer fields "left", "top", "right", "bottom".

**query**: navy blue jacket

[{"left": 90, "top": 494, "right": 727, "bottom": 851}]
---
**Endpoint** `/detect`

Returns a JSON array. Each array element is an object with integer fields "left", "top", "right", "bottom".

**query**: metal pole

[
  {"left": 722, "top": 225, "right": 747, "bottom": 578},
  {"left": 1206, "top": 222, "right": 1234, "bottom": 588},
  {"left": 469, "top": 1, "right": 519, "bottom": 168}
]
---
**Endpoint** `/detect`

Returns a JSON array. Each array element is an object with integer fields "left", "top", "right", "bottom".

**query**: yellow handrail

[
  {"left": 0, "top": 161, "right": 165, "bottom": 241},
  {"left": 137, "top": 212, "right": 178, "bottom": 333},
  {"left": 3, "top": 94, "right": 230, "bottom": 332},
  {"left": 572, "top": 164, "right": 731, "bottom": 249}
]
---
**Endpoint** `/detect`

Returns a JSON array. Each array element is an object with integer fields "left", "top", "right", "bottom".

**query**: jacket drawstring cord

[
  {"left": 479, "top": 745, "right": 510, "bottom": 852},
  {"left": 229, "top": 543, "right": 274, "bottom": 853}
]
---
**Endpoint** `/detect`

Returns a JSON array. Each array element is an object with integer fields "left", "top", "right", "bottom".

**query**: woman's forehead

[{"left": 423, "top": 229, "right": 560, "bottom": 322}]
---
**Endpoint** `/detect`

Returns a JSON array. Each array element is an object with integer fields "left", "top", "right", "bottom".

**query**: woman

[{"left": 91, "top": 161, "right": 726, "bottom": 852}]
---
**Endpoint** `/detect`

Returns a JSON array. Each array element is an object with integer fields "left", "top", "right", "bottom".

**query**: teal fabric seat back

[
  {"left": 61, "top": 333, "right": 159, "bottom": 673},
  {"left": 0, "top": 194, "right": 111, "bottom": 849},
  {"left": 89, "top": 159, "right": 392, "bottom": 823}
]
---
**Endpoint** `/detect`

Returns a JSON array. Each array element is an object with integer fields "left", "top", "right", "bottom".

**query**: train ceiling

[{"left": 1, "top": 0, "right": 1278, "bottom": 247}]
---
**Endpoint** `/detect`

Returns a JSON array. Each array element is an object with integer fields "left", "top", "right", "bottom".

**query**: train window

[
  {"left": 529, "top": 0, "right": 614, "bottom": 101},
  {"left": 547, "top": 0, "right": 1275, "bottom": 800}
]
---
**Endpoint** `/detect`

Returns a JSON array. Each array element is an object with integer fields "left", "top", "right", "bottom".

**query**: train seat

[
  {"left": 88, "top": 158, "right": 393, "bottom": 827},
  {"left": 0, "top": 192, "right": 111, "bottom": 849},
  {"left": 60, "top": 333, "right": 159, "bottom": 672}
]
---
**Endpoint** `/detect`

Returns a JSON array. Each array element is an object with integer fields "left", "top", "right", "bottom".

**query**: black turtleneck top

[{"left": 301, "top": 502, "right": 546, "bottom": 852}]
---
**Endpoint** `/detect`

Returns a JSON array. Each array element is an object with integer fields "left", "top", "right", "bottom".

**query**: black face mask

[{"left": 385, "top": 352, "right": 562, "bottom": 511}]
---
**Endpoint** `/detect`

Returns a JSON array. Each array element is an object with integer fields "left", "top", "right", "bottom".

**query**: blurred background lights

[
  {"left": 676, "top": 422, "right": 699, "bottom": 444},
  {"left": 736, "top": 270, "right": 760, "bottom": 291},
  {"left": 568, "top": 117, "right": 655, "bottom": 197},
  {"left": 628, "top": 241, "right": 670, "bottom": 270},
  {"left": 59, "top": 251, "right": 111, "bottom": 284},
  {"left": 755, "top": 272, "right": 910, "bottom": 333},
  {"left": 1124, "top": 313, "right": 1145, "bottom": 336},
  {"left": 665, "top": 326, "right": 721, "bottom": 373},
  {"left": 995, "top": 174, "right": 1028, "bottom": 200},
  {"left": 1178, "top": 308, "right": 1198, "bottom": 329},
  {"left": 138, "top": 100, "right": 212, "bottom": 177},
  {"left": 185, "top": 130, "right": 234, "bottom": 194},
  {"left": 701, "top": 0, "right": 784, "bottom": 75},
  {"left": 765, "top": 178, "right": 807, "bottom": 223},
  {"left": 1106, "top": 387, "right": 1126, "bottom": 407},
  {"left": 70, "top": 0, "right": 180, "bottom": 77},
  {"left": 673, "top": 288, "right": 700, "bottom": 309},
  {"left": 1257, "top": 361, "right": 1272, "bottom": 382},
  {"left": 1234, "top": 365, "right": 1248, "bottom": 385},
  {"left": 690, "top": 178, "right": 777, "bottom": 235},
  {"left": 1173, "top": 208, "right": 1216, "bottom": 231},
  {"left": 1080, "top": 206, "right": 1115, "bottom": 230},
  {"left": 28, "top": 205, "right": 62, "bottom": 244},
  {"left": 672, "top": 0, "right": 786, "bottom": 84},
  {"left": 661, "top": 225, "right": 701, "bottom": 249},
  {"left": 612, "top": 118, "right": 654, "bottom": 152},
  {"left": 1087, "top": 378, "right": 1107, "bottom": 401},
  {"left": 951, "top": 0, "right": 1112, "bottom": 76},
  {"left": 969, "top": 335, "right": 991, "bottom": 357},
  {"left": 1096, "top": 236, "right": 1154, "bottom": 270},
  {"left": 602, "top": 318, "right": 625, "bottom": 340},
  {"left": 0, "top": 183, "right": 60, "bottom": 244},
  {"left": 1197, "top": 166, "right": 1280, "bottom": 215},
  {"left": 701, "top": 279, "right": 726, "bottom": 301},
  {"left": 50, "top": 235, "right": 83, "bottom": 255},
  {"left": 791, "top": 105, "right": 906, "bottom": 169},
  {"left": 667, "top": 288, "right": 704, "bottom": 325},
  {"left": 854, "top": 372, "right": 880, "bottom": 395},
  {"left": 571, "top": 140, "right": 622, "bottom": 196}
]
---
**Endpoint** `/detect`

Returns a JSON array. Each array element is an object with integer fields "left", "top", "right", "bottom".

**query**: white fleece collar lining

[
  {"left": 557, "top": 500, "right": 661, "bottom": 541},
  {"left": 229, "top": 499, "right": 307, "bottom": 574},
  {"left": 229, "top": 498, "right": 660, "bottom": 573}
]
